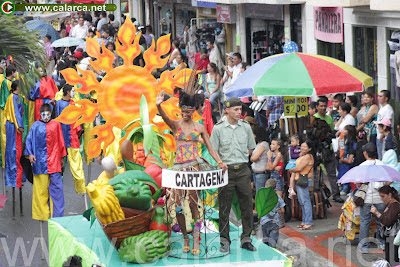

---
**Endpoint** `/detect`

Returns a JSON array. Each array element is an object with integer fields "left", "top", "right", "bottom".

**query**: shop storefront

[{"left": 244, "top": 4, "right": 285, "bottom": 65}]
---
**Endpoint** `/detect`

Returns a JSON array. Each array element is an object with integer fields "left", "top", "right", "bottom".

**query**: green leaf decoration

[
  {"left": 123, "top": 158, "right": 146, "bottom": 171},
  {"left": 142, "top": 124, "right": 154, "bottom": 156},
  {"left": 90, "top": 208, "right": 96, "bottom": 228},
  {"left": 255, "top": 187, "right": 278, "bottom": 218},
  {"left": 140, "top": 95, "right": 150, "bottom": 125},
  {"left": 147, "top": 153, "right": 167, "bottom": 168},
  {"left": 150, "top": 133, "right": 161, "bottom": 157},
  {"left": 123, "top": 118, "right": 141, "bottom": 131},
  {"left": 83, "top": 207, "right": 93, "bottom": 221},
  {"left": 232, "top": 191, "right": 241, "bottom": 220},
  {"left": 126, "top": 126, "right": 143, "bottom": 142}
]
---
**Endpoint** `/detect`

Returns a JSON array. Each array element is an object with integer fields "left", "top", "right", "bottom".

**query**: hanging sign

[
  {"left": 217, "top": 5, "right": 232, "bottom": 23},
  {"left": 283, "top": 97, "right": 308, "bottom": 116},
  {"left": 314, "top": 7, "right": 343, "bottom": 43},
  {"left": 162, "top": 169, "right": 228, "bottom": 190}
]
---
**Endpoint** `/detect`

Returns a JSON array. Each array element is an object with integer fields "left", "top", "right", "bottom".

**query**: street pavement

[{"left": 0, "top": 162, "right": 388, "bottom": 266}]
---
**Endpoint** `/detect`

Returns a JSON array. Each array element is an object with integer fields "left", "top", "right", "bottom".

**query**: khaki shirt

[{"left": 210, "top": 119, "right": 256, "bottom": 165}]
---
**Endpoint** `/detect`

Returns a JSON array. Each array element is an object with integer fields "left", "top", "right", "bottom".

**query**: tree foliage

[{"left": 0, "top": 15, "right": 46, "bottom": 95}]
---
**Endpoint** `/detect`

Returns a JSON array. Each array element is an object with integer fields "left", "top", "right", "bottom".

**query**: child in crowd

[
  {"left": 266, "top": 139, "right": 284, "bottom": 198},
  {"left": 353, "top": 130, "right": 367, "bottom": 167},
  {"left": 377, "top": 118, "right": 397, "bottom": 157},
  {"left": 250, "top": 125, "right": 269, "bottom": 192},
  {"left": 308, "top": 101, "right": 317, "bottom": 116},
  {"left": 330, "top": 94, "right": 344, "bottom": 124},
  {"left": 261, "top": 179, "right": 285, "bottom": 248},
  {"left": 338, "top": 125, "right": 356, "bottom": 195},
  {"left": 286, "top": 134, "right": 301, "bottom": 170}
]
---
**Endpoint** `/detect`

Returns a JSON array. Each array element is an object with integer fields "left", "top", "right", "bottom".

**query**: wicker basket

[{"left": 98, "top": 207, "right": 155, "bottom": 248}]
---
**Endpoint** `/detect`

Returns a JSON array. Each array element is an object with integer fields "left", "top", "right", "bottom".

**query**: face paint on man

[
  {"left": 70, "top": 89, "right": 75, "bottom": 99},
  {"left": 41, "top": 111, "right": 51, "bottom": 123}
]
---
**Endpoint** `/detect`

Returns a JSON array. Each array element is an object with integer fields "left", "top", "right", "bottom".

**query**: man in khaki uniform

[{"left": 210, "top": 97, "right": 257, "bottom": 252}]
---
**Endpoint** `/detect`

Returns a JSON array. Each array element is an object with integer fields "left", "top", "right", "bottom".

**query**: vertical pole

[
  {"left": 295, "top": 97, "right": 299, "bottom": 133},
  {"left": 40, "top": 221, "right": 45, "bottom": 260},
  {"left": 19, "top": 187, "right": 23, "bottom": 216},
  {"left": 2, "top": 168, "right": 5, "bottom": 195},
  {"left": 12, "top": 187, "right": 15, "bottom": 219}
]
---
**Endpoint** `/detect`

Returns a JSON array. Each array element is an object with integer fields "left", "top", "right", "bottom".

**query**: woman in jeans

[
  {"left": 250, "top": 125, "right": 269, "bottom": 192},
  {"left": 289, "top": 140, "right": 315, "bottom": 230},
  {"left": 371, "top": 185, "right": 400, "bottom": 264},
  {"left": 358, "top": 142, "right": 386, "bottom": 254}
]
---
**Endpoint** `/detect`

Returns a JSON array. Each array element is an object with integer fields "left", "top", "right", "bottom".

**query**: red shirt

[{"left": 195, "top": 53, "right": 210, "bottom": 71}]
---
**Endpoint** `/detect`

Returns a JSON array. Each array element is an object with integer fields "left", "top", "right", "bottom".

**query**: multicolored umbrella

[
  {"left": 226, "top": 52, "right": 373, "bottom": 98},
  {"left": 338, "top": 165, "right": 400, "bottom": 184},
  {"left": 51, "top": 37, "right": 85, "bottom": 48}
]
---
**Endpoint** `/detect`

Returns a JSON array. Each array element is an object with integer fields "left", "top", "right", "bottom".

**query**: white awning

[
  {"left": 370, "top": 0, "right": 400, "bottom": 11},
  {"left": 199, "top": 0, "right": 304, "bottom": 4},
  {"left": 306, "top": 0, "right": 369, "bottom": 7}
]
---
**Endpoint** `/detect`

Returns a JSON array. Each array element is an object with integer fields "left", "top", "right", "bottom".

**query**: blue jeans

[
  {"left": 377, "top": 138, "right": 383, "bottom": 160},
  {"left": 253, "top": 172, "right": 268, "bottom": 192},
  {"left": 296, "top": 178, "right": 313, "bottom": 225},
  {"left": 209, "top": 91, "right": 222, "bottom": 110},
  {"left": 262, "top": 221, "right": 279, "bottom": 248},
  {"left": 358, "top": 202, "right": 386, "bottom": 249}
]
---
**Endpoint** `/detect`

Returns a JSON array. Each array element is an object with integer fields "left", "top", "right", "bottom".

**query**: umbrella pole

[{"left": 295, "top": 97, "right": 299, "bottom": 134}]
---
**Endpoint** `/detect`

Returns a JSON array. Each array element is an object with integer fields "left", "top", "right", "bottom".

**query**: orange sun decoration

[{"left": 55, "top": 17, "right": 198, "bottom": 160}]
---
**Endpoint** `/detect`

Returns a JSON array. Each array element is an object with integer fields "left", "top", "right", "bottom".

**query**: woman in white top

[
  {"left": 168, "top": 40, "right": 180, "bottom": 69},
  {"left": 335, "top": 102, "right": 355, "bottom": 134},
  {"left": 205, "top": 63, "right": 221, "bottom": 111},
  {"left": 250, "top": 125, "right": 269, "bottom": 192}
]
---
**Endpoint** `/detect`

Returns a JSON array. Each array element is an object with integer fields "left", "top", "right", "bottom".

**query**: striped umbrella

[{"left": 225, "top": 52, "right": 373, "bottom": 98}]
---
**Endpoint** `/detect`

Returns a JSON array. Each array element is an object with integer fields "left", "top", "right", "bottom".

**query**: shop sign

[
  {"left": 162, "top": 169, "right": 228, "bottom": 190},
  {"left": 314, "top": 7, "right": 343, "bottom": 43},
  {"left": 217, "top": 5, "right": 230, "bottom": 23},
  {"left": 245, "top": 4, "right": 283, "bottom": 21},
  {"left": 192, "top": 0, "right": 216, "bottom": 9},
  {"left": 283, "top": 97, "right": 308, "bottom": 117}
]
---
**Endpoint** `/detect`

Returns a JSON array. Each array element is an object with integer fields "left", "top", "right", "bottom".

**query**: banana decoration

[{"left": 86, "top": 179, "right": 125, "bottom": 224}]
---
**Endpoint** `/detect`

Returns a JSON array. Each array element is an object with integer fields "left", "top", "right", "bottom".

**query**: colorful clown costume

[
  {"left": 4, "top": 93, "right": 24, "bottom": 188},
  {"left": 29, "top": 76, "right": 58, "bottom": 122},
  {"left": 24, "top": 120, "right": 67, "bottom": 221},
  {"left": 0, "top": 78, "right": 12, "bottom": 167},
  {"left": 55, "top": 99, "right": 86, "bottom": 194}
]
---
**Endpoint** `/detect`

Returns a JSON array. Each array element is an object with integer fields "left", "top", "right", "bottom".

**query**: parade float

[{"left": 48, "top": 17, "right": 291, "bottom": 267}]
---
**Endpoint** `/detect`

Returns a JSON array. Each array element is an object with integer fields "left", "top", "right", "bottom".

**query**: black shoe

[
  {"left": 241, "top": 242, "right": 257, "bottom": 251},
  {"left": 220, "top": 243, "right": 230, "bottom": 253},
  {"left": 333, "top": 197, "right": 344, "bottom": 203}
]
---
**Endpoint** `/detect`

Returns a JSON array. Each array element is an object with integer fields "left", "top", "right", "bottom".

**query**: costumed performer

[
  {"left": 156, "top": 87, "right": 228, "bottom": 256},
  {"left": 4, "top": 80, "right": 25, "bottom": 188},
  {"left": 25, "top": 104, "right": 67, "bottom": 221},
  {"left": 55, "top": 84, "right": 86, "bottom": 194},
  {"left": 0, "top": 65, "right": 17, "bottom": 168},
  {"left": 29, "top": 67, "right": 58, "bottom": 124}
]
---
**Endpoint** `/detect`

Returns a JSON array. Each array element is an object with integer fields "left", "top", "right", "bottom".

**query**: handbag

[
  {"left": 379, "top": 218, "right": 400, "bottom": 239},
  {"left": 296, "top": 165, "right": 312, "bottom": 188},
  {"left": 353, "top": 183, "right": 369, "bottom": 207}
]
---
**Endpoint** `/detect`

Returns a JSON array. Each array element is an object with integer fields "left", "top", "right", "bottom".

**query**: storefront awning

[
  {"left": 306, "top": 0, "right": 369, "bottom": 7},
  {"left": 199, "top": 0, "right": 304, "bottom": 4},
  {"left": 370, "top": 0, "right": 400, "bottom": 11}
]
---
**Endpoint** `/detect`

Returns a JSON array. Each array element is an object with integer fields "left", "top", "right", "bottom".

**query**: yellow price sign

[{"left": 283, "top": 97, "right": 308, "bottom": 116}]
